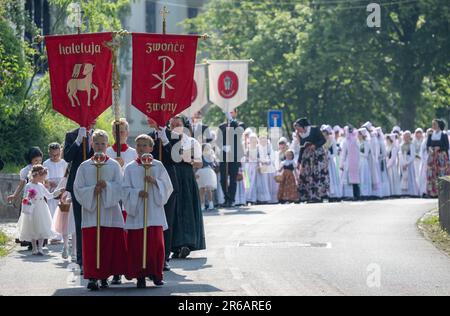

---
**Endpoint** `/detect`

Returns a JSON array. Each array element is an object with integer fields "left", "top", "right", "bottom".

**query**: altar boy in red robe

[
  {"left": 122, "top": 134, "right": 173, "bottom": 288},
  {"left": 74, "top": 129, "right": 127, "bottom": 291}
]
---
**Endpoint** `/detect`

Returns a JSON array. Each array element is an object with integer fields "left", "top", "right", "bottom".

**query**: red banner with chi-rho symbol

[{"left": 131, "top": 33, "right": 199, "bottom": 127}]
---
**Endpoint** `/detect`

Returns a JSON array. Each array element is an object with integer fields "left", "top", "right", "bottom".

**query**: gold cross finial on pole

[
  {"left": 225, "top": 45, "right": 233, "bottom": 59},
  {"left": 160, "top": 6, "right": 170, "bottom": 34}
]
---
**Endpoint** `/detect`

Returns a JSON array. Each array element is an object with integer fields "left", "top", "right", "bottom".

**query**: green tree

[
  {"left": 186, "top": 0, "right": 450, "bottom": 132},
  {"left": 0, "top": 0, "right": 129, "bottom": 167}
]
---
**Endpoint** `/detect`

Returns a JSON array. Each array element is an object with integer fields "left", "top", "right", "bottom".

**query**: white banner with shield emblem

[{"left": 208, "top": 60, "right": 250, "bottom": 113}]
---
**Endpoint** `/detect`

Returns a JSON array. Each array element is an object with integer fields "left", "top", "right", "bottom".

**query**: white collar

[
  {"left": 431, "top": 130, "right": 442, "bottom": 141},
  {"left": 300, "top": 126, "right": 311, "bottom": 139}
]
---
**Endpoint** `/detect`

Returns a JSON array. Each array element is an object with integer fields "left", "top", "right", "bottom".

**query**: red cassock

[
  {"left": 125, "top": 227, "right": 165, "bottom": 281},
  {"left": 82, "top": 227, "right": 128, "bottom": 280}
]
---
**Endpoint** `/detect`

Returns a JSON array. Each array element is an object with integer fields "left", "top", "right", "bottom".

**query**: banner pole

[
  {"left": 104, "top": 30, "right": 129, "bottom": 157},
  {"left": 72, "top": 4, "right": 88, "bottom": 160},
  {"left": 112, "top": 34, "right": 121, "bottom": 158},
  {"left": 224, "top": 46, "right": 233, "bottom": 198},
  {"left": 159, "top": 6, "right": 170, "bottom": 161}
]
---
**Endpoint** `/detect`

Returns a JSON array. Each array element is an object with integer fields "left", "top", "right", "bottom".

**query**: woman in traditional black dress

[
  {"left": 426, "top": 119, "right": 450, "bottom": 197},
  {"left": 169, "top": 116, "right": 206, "bottom": 259},
  {"left": 294, "top": 118, "right": 330, "bottom": 203}
]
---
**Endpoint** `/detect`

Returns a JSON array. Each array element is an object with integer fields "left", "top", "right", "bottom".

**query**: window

[
  {"left": 146, "top": 1, "right": 156, "bottom": 33},
  {"left": 25, "top": 0, "right": 50, "bottom": 73},
  {"left": 188, "top": 7, "right": 199, "bottom": 19}
]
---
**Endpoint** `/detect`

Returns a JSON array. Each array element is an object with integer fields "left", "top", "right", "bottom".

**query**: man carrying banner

[
  {"left": 64, "top": 122, "right": 95, "bottom": 268},
  {"left": 106, "top": 118, "right": 137, "bottom": 285},
  {"left": 218, "top": 109, "right": 246, "bottom": 208},
  {"left": 106, "top": 118, "right": 138, "bottom": 171},
  {"left": 207, "top": 59, "right": 251, "bottom": 207}
]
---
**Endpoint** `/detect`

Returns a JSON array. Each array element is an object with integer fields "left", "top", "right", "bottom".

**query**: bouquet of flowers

[{"left": 21, "top": 188, "right": 37, "bottom": 215}]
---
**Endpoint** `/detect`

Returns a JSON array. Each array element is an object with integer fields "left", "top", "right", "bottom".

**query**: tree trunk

[{"left": 398, "top": 73, "right": 423, "bottom": 130}]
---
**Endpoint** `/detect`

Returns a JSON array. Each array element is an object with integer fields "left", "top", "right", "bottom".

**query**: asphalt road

[{"left": 1, "top": 199, "right": 449, "bottom": 296}]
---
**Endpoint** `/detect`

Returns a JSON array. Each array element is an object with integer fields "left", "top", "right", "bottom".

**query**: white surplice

[
  {"left": 122, "top": 160, "right": 173, "bottom": 230},
  {"left": 73, "top": 158, "right": 124, "bottom": 229}
]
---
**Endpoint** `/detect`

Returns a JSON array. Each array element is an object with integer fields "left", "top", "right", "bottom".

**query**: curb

[{"left": 417, "top": 209, "right": 450, "bottom": 259}]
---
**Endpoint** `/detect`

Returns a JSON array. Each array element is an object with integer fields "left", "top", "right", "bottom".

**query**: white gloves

[
  {"left": 158, "top": 127, "right": 170, "bottom": 146},
  {"left": 75, "top": 127, "right": 87, "bottom": 146},
  {"left": 223, "top": 145, "right": 231, "bottom": 153},
  {"left": 225, "top": 112, "right": 233, "bottom": 121}
]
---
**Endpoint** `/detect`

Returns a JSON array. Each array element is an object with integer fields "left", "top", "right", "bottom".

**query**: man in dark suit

[
  {"left": 63, "top": 121, "right": 95, "bottom": 268},
  {"left": 218, "top": 109, "right": 246, "bottom": 208},
  {"left": 147, "top": 118, "right": 179, "bottom": 271}
]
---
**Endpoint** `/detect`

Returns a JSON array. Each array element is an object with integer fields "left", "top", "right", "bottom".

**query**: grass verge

[
  {"left": 418, "top": 210, "right": 450, "bottom": 257},
  {"left": 0, "top": 229, "right": 11, "bottom": 257}
]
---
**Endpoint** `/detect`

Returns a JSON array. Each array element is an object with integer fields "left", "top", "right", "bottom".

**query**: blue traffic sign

[{"left": 268, "top": 110, "right": 283, "bottom": 128}]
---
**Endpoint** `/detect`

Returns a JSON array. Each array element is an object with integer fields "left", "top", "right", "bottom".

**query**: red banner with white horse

[{"left": 45, "top": 32, "right": 113, "bottom": 127}]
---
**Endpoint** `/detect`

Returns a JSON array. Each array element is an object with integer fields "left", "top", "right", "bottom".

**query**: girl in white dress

[
  {"left": 374, "top": 128, "right": 391, "bottom": 198},
  {"left": 386, "top": 134, "right": 401, "bottom": 197},
  {"left": 245, "top": 134, "right": 271, "bottom": 204},
  {"left": 17, "top": 165, "right": 63, "bottom": 255},
  {"left": 399, "top": 131, "right": 419, "bottom": 197},
  {"left": 274, "top": 137, "right": 289, "bottom": 172},
  {"left": 322, "top": 126, "right": 342, "bottom": 201},
  {"left": 340, "top": 126, "right": 360, "bottom": 200},
  {"left": 418, "top": 129, "right": 432, "bottom": 197},
  {"left": 43, "top": 142, "right": 68, "bottom": 242},
  {"left": 358, "top": 129, "right": 373, "bottom": 198},
  {"left": 51, "top": 176, "right": 76, "bottom": 260},
  {"left": 412, "top": 128, "right": 424, "bottom": 186},
  {"left": 196, "top": 143, "right": 218, "bottom": 211},
  {"left": 258, "top": 136, "right": 278, "bottom": 204}
]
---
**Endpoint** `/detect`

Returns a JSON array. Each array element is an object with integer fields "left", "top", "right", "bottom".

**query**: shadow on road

[
  {"left": 51, "top": 269, "right": 223, "bottom": 296},
  {"left": 170, "top": 257, "right": 212, "bottom": 271},
  {"left": 203, "top": 207, "right": 266, "bottom": 217}
]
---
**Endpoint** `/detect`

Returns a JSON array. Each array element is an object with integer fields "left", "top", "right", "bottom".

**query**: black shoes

[
  {"left": 111, "top": 275, "right": 122, "bottom": 285},
  {"left": 100, "top": 279, "right": 109, "bottom": 289},
  {"left": 222, "top": 201, "right": 234, "bottom": 208},
  {"left": 179, "top": 247, "right": 190, "bottom": 259},
  {"left": 153, "top": 278, "right": 165, "bottom": 286},
  {"left": 147, "top": 275, "right": 165, "bottom": 286},
  {"left": 137, "top": 278, "right": 147, "bottom": 289},
  {"left": 87, "top": 279, "right": 99, "bottom": 291},
  {"left": 163, "top": 261, "right": 171, "bottom": 271}
]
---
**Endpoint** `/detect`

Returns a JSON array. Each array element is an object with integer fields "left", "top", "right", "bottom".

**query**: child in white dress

[
  {"left": 43, "top": 142, "right": 68, "bottom": 242},
  {"left": 17, "top": 165, "right": 64, "bottom": 255},
  {"left": 51, "top": 176, "right": 76, "bottom": 260},
  {"left": 400, "top": 131, "right": 419, "bottom": 197},
  {"left": 196, "top": 143, "right": 218, "bottom": 211}
]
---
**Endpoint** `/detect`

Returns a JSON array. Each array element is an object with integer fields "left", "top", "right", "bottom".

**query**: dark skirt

[
  {"left": 298, "top": 146, "right": 330, "bottom": 202},
  {"left": 171, "top": 163, "right": 206, "bottom": 252}
]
